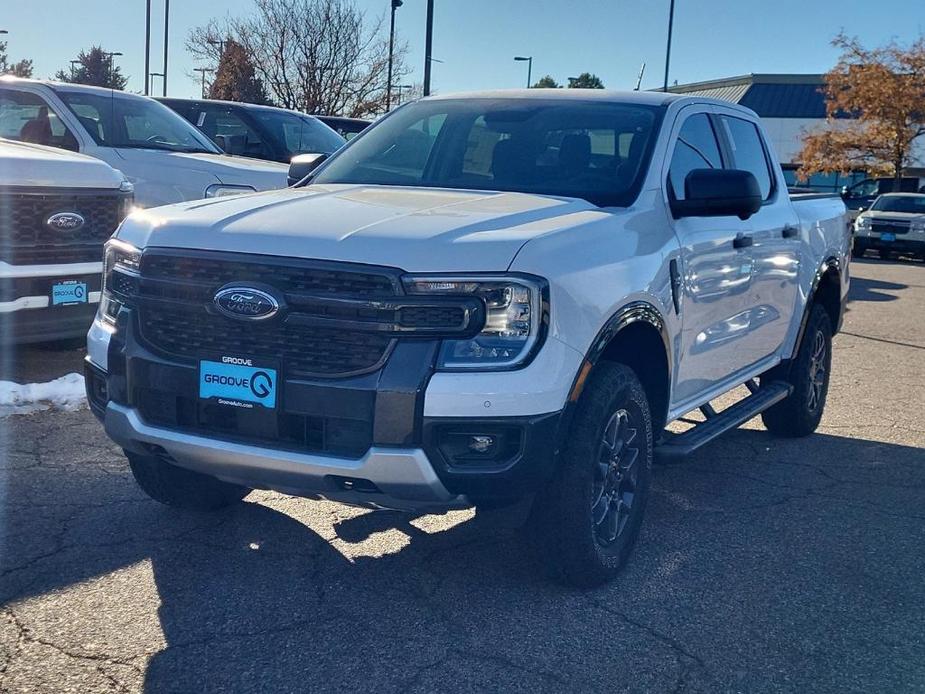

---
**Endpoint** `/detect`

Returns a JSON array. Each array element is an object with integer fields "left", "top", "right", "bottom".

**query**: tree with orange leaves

[{"left": 798, "top": 33, "right": 925, "bottom": 184}]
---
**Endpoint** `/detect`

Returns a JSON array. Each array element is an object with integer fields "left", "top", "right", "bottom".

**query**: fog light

[{"left": 468, "top": 435, "right": 495, "bottom": 454}]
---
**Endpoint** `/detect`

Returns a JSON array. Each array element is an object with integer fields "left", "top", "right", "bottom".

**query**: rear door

[
  {"left": 715, "top": 111, "right": 801, "bottom": 364},
  {"left": 666, "top": 108, "right": 759, "bottom": 406}
]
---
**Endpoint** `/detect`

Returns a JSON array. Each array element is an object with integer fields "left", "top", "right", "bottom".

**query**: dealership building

[{"left": 668, "top": 73, "right": 925, "bottom": 191}]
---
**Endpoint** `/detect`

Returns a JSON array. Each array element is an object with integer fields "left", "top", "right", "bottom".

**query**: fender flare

[
  {"left": 567, "top": 300, "right": 672, "bottom": 404},
  {"left": 790, "top": 255, "right": 841, "bottom": 360}
]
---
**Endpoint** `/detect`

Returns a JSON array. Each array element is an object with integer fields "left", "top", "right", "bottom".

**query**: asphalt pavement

[{"left": 1, "top": 256, "right": 923, "bottom": 693}]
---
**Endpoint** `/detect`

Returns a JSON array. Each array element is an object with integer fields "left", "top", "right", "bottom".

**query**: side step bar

[{"left": 656, "top": 380, "right": 793, "bottom": 460}]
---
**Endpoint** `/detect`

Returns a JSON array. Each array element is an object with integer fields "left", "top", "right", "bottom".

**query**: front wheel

[
  {"left": 528, "top": 362, "right": 653, "bottom": 588},
  {"left": 761, "top": 304, "right": 832, "bottom": 437},
  {"left": 127, "top": 451, "right": 251, "bottom": 511}
]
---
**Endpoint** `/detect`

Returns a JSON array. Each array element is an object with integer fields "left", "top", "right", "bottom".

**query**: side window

[
  {"left": 198, "top": 107, "right": 268, "bottom": 158},
  {"left": 720, "top": 116, "right": 774, "bottom": 200},
  {"left": 0, "top": 89, "right": 79, "bottom": 151},
  {"left": 668, "top": 113, "right": 723, "bottom": 200},
  {"left": 462, "top": 116, "right": 506, "bottom": 177}
]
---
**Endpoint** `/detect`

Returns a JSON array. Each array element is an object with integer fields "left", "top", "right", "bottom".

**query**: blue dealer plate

[
  {"left": 51, "top": 281, "right": 88, "bottom": 306},
  {"left": 199, "top": 358, "right": 278, "bottom": 409},
  {"left": 880, "top": 232, "right": 896, "bottom": 242}
]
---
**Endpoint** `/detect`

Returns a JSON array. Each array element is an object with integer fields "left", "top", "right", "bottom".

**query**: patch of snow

[{"left": 0, "top": 373, "right": 87, "bottom": 417}]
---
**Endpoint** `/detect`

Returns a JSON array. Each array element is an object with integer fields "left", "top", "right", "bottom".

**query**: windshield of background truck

[
  {"left": 312, "top": 98, "right": 664, "bottom": 207},
  {"left": 870, "top": 195, "right": 925, "bottom": 214},
  {"left": 56, "top": 90, "right": 220, "bottom": 154}
]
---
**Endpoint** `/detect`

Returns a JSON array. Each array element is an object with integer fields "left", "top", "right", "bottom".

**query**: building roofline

[{"left": 668, "top": 73, "right": 825, "bottom": 94}]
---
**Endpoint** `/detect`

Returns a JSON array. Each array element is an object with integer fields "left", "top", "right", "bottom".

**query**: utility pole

[
  {"left": 70, "top": 60, "right": 80, "bottom": 81},
  {"left": 162, "top": 0, "right": 170, "bottom": 96},
  {"left": 662, "top": 0, "right": 675, "bottom": 92},
  {"left": 386, "top": 0, "right": 403, "bottom": 111},
  {"left": 103, "top": 51, "right": 123, "bottom": 86},
  {"left": 423, "top": 0, "right": 434, "bottom": 96},
  {"left": 144, "top": 0, "right": 151, "bottom": 94},
  {"left": 194, "top": 67, "right": 214, "bottom": 99},
  {"left": 514, "top": 56, "right": 533, "bottom": 88}
]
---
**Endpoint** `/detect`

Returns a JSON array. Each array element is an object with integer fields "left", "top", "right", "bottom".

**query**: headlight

[
  {"left": 403, "top": 275, "right": 547, "bottom": 370},
  {"left": 855, "top": 216, "right": 871, "bottom": 231},
  {"left": 911, "top": 220, "right": 925, "bottom": 233},
  {"left": 99, "top": 239, "right": 141, "bottom": 324},
  {"left": 204, "top": 184, "right": 257, "bottom": 198}
]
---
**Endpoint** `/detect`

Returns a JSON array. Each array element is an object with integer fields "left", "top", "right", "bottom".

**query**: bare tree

[{"left": 187, "top": 0, "right": 410, "bottom": 118}]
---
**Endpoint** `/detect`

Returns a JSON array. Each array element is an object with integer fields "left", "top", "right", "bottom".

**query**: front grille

[
  {"left": 135, "top": 386, "right": 372, "bottom": 457},
  {"left": 0, "top": 189, "right": 131, "bottom": 264},
  {"left": 141, "top": 254, "right": 398, "bottom": 296},
  {"left": 135, "top": 252, "right": 402, "bottom": 378},
  {"left": 872, "top": 220, "right": 911, "bottom": 235},
  {"left": 140, "top": 303, "right": 394, "bottom": 377}
]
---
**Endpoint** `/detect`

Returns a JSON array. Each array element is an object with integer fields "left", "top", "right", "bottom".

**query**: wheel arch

[
  {"left": 792, "top": 256, "right": 842, "bottom": 360},
  {"left": 567, "top": 301, "right": 672, "bottom": 433}
]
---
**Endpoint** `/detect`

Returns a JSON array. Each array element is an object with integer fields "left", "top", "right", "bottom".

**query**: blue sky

[{"left": 2, "top": 0, "right": 924, "bottom": 99}]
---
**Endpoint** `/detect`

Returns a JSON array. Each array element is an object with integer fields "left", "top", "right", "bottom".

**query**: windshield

[
  {"left": 55, "top": 90, "right": 220, "bottom": 153},
  {"left": 253, "top": 110, "right": 345, "bottom": 156},
  {"left": 871, "top": 195, "right": 925, "bottom": 214},
  {"left": 312, "top": 98, "right": 664, "bottom": 207}
]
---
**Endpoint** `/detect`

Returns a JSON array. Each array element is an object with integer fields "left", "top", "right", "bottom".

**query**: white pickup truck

[
  {"left": 0, "top": 137, "right": 132, "bottom": 343},
  {"left": 87, "top": 91, "right": 849, "bottom": 586},
  {"left": 0, "top": 77, "right": 288, "bottom": 208}
]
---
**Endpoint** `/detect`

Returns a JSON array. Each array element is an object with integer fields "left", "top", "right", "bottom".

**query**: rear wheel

[
  {"left": 528, "top": 362, "right": 653, "bottom": 587},
  {"left": 127, "top": 451, "right": 250, "bottom": 511},
  {"left": 761, "top": 304, "right": 832, "bottom": 437}
]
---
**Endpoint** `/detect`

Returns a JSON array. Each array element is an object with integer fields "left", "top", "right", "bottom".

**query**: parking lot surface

[{"left": 1, "top": 257, "right": 923, "bottom": 693}]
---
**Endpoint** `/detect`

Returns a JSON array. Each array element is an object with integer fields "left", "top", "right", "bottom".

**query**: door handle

[
  {"left": 733, "top": 234, "right": 753, "bottom": 249},
  {"left": 782, "top": 225, "right": 800, "bottom": 239}
]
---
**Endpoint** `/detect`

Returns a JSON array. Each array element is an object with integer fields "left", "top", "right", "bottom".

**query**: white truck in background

[
  {"left": 0, "top": 137, "right": 132, "bottom": 343},
  {"left": 87, "top": 91, "right": 849, "bottom": 586},
  {"left": 0, "top": 78, "right": 288, "bottom": 208}
]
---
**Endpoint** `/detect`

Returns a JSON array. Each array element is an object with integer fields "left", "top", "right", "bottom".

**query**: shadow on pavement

[
  {"left": 2, "top": 413, "right": 924, "bottom": 692},
  {"left": 847, "top": 273, "right": 906, "bottom": 303}
]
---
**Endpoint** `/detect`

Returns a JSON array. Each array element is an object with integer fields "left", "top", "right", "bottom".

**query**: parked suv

[
  {"left": 158, "top": 98, "right": 345, "bottom": 164},
  {"left": 1, "top": 137, "right": 132, "bottom": 343},
  {"left": 853, "top": 193, "right": 925, "bottom": 260},
  {"left": 87, "top": 91, "right": 848, "bottom": 586},
  {"left": 0, "top": 77, "right": 288, "bottom": 208}
]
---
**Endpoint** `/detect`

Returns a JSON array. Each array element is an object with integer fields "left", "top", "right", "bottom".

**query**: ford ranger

[
  {"left": 86, "top": 91, "right": 849, "bottom": 586},
  {"left": 1, "top": 137, "right": 132, "bottom": 343}
]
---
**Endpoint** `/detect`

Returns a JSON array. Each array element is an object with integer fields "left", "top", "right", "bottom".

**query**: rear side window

[
  {"left": 720, "top": 116, "right": 774, "bottom": 200},
  {"left": 0, "top": 89, "right": 78, "bottom": 151},
  {"left": 668, "top": 113, "right": 723, "bottom": 200}
]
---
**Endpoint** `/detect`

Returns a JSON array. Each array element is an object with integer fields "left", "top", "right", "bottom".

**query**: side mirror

[
  {"left": 288, "top": 152, "right": 328, "bottom": 186},
  {"left": 671, "top": 169, "right": 763, "bottom": 221}
]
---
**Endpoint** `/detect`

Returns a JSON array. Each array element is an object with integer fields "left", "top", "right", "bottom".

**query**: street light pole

[
  {"left": 70, "top": 60, "right": 81, "bottom": 80},
  {"left": 162, "top": 0, "right": 170, "bottom": 96},
  {"left": 386, "top": 0, "right": 402, "bottom": 112},
  {"left": 103, "top": 51, "right": 123, "bottom": 87},
  {"left": 514, "top": 56, "right": 533, "bottom": 88},
  {"left": 144, "top": 0, "right": 151, "bottom": 94},
  {"left": 194, "top": 67, "right": 214, "bottom": 99},
  {"left": 423, "top": 0, "right": 434, "bottom": 96},
  {"left": 149, "top": 72, "right": 164, "bottom": 94},
  {"left": 662, "top": 0, "right": 675, "bottom": 92}
]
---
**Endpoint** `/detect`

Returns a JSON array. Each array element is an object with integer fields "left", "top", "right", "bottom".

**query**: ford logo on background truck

[
  {"left": 213, "top": 286, "right": 280, "bottom": 320},
  {"left": 46, "top": 212, "right": 85, "bottom": 232}
]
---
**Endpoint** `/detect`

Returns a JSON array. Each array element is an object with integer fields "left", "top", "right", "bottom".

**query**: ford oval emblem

[
  {"left": 213, "top": 286, "right": 280, "bottom": 321},
  {"left": 46, "top": 212, "right": 85, "bottom": 232}
]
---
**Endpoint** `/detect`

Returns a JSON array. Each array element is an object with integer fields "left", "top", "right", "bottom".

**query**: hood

[
  {"left": 0, "top": 137, "right": 125, "bottom": 189},
  {"left": 114, "top": 149, "right": 288, "bottom": 191},
  {"left": 117, "top": 184, "right": 607, "bottom": 272},
  {"left": 863, "top": 210, "right": 925, "bottom": 222}
]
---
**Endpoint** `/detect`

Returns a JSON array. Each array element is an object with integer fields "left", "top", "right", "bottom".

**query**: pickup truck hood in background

[
  {"left": 118, "top": 184, "right": 609, "bottom": 272},
  {"left": 113, "top": 148, "right": 288, "bottom": 190},
  {"left": 0, "top": 137, "right": 125, "bottom": 189}
]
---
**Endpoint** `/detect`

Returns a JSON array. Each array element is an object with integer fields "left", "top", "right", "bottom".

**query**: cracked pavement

[{"left": 1, "top": 257, "right": 924, "bottom": 693}]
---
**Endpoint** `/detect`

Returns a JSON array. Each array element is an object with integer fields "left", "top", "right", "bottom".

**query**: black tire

[
  {"left": 761, "top": 304, "right": 832, "bottom": 437},
  {"left": 877, "top": 249, "right": 893, "bottom": 261},
  {"left": 850, "top": 245, "right": 865, "bottom": 259},
  {"left": 127, "top": 451, "right": 250, "bottom": 511},
  {"left": 527, "top": 362, "right": 653, "bottom": 588}
]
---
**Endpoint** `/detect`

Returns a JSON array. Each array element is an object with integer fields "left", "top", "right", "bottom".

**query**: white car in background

[
  {"left": 0, "top": 137, "right": 132, "bottom": 343},
  {"left": 0, "top": 77, "right": 288, "bottom": 208}
]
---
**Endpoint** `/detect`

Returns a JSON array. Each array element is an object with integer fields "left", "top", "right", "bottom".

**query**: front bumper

[
  {"left": 854, "top": 233, "right": 925, "bottom": 256},
  {"left": 86, "top": 308, "right": 570, "bottom": 511},
  {"left": 1, "top": 261, "right": 102, "bottom": 343}
]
